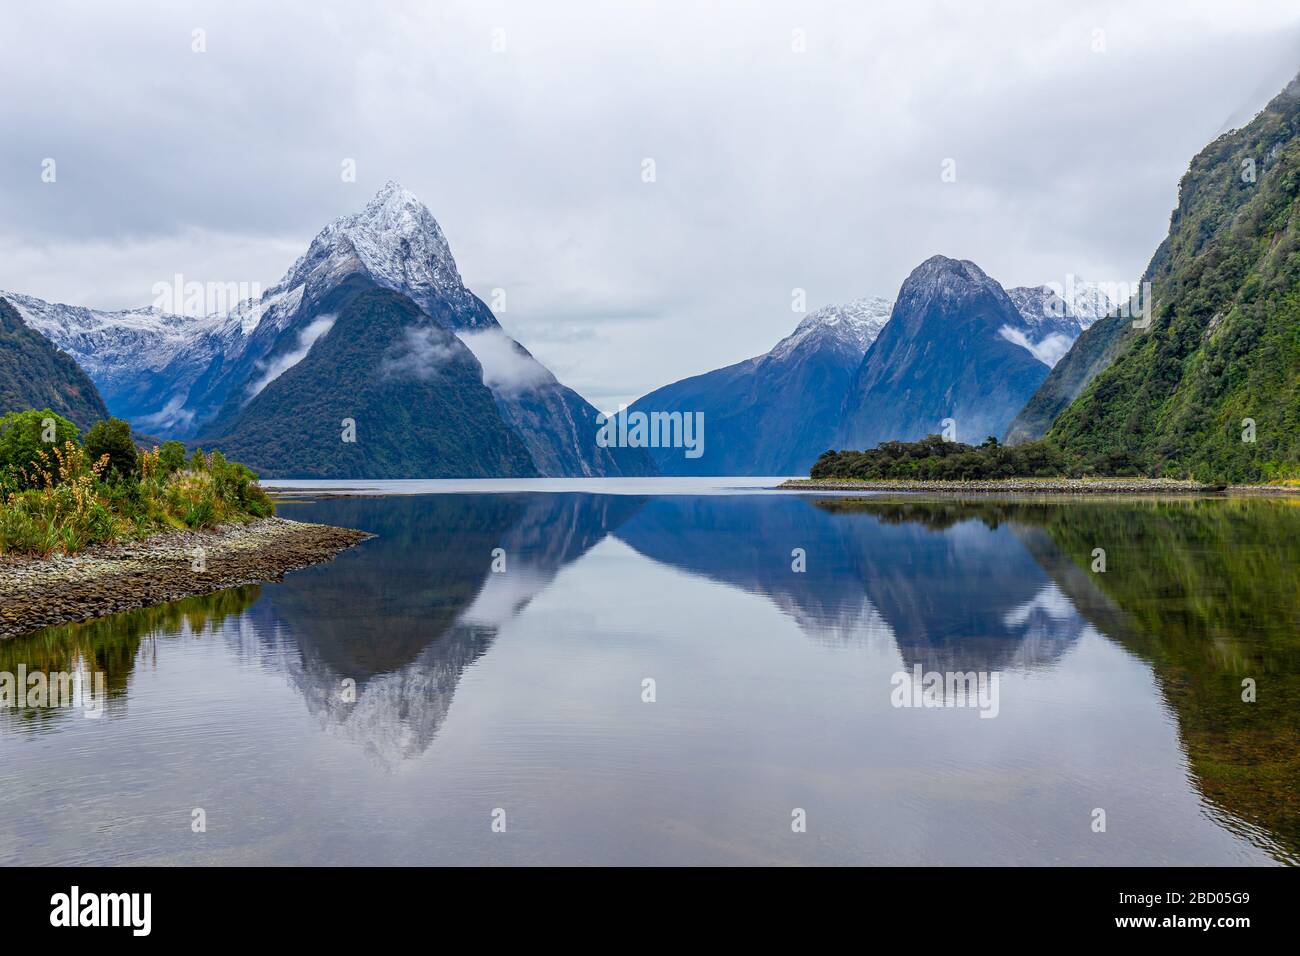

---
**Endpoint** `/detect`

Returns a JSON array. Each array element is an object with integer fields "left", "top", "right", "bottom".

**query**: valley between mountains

[
  {"left": 0, "top": 181, "right": 1117, "bottom": 481},
  {"left": 3, "top": 70, "right": 1300, "bottom": 484}
]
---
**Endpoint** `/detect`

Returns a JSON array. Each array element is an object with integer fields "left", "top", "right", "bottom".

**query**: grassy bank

[{"left": 0, "top": 408, "right": 274, "bottom": 557}]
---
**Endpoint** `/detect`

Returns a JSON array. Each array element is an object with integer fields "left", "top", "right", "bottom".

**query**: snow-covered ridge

[
  {"left": 1064, "top": 282, "right": 1115, "bottom": 329},
  {"left": 1000, "top": 281, "right": 1116, "bottom": 368},
  {"left": 768, "top": 295, "right": 893, "bottom": 361},
  {"left": 3, "top": 181, "right": 485, "bottom": 413},
  {"left": 1005, "top": 281, "right": 1114, "bottom": 331},
  {"left": 0, "top": 290, "right": 223, "bottom": 377}
]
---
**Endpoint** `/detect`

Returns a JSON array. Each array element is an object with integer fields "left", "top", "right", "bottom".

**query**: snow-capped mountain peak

[
  {"left": 3, "top": 181, "right": 520, "bottom": 436},
  {"left": 1062, "top": 279, "right": 1115, "bottom": 329},
  {"left": 272, "top": 180, "right": 477, "bottom": 324},
  {"left": 768, "top": 296, "right": 893, "bottom": 361},
  {"left": 1004, "top": 285, "right": 1071, "bottom": 327}
]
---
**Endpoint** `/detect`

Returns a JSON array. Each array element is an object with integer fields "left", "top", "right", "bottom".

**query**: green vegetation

[
  {"left": 1033, "top": 498, "right": 1300, "bottom": 861},
  {"left": 821, "top": 76, "right": 1300, "bottom": 487},
  {"left": 811, "top": 434, "right": 1085, "bottom": 480},
  {"left": 1047, "top": 77, "right": 1300, "bottom": 482},
  {"left": 811, "top": 495, "right": 1300, "bottom": 863},
  {"left": 202, "top": 288, "right": 540, "bottom": 479},
  {"left": 0, "top": 409, "right": 80, "bottom": 483},
  {"left": 0, "top": 409, "right": 274, "bottom": 557},
  {"left": 83, "top": 417, "right": 138, "bottom": 481},
  {"left": 0, "top": 585, "right": 262, "bottom": 730},
  {"left": 0, "top": 296, "right": 109, "bottom": 430}
]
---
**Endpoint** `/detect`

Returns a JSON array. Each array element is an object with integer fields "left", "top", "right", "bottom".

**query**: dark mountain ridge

[{"left": 0, "top": 296, "right": 109, "bottom": 429}]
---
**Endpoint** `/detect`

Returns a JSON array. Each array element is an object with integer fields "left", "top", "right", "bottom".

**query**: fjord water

[{"left": 1, "top": 486, "right": 1296, "bottom": 865}]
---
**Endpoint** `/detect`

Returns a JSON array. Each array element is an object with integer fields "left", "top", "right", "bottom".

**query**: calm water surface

[{"left": 2, "top": 482, "right": 1297, "bottom": 865}]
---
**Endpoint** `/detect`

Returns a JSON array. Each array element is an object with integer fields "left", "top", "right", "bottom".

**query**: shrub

[
  {"left": 83, "top": 418, "right": 138, "bottom": 482},
  {"left": 183, "top": 500, "right": 215, "bottom": 529},
  {"left": 811, "top": 435, "right": 1074, "bottom": 481},
  {"left": 0, "top": 409, "right": 275, "bottom": 556},
  {"left": 0, "top": 409, "right": 79, "bottom": 487},
  {"left": 244, "top": 483, "right": 275, "bottom": 518},
  {"left": 0, "top": 502, "right": 57, "bottom": 557},
  {"left": 158, "top": 440, "right": 187, "bottom": 475}
]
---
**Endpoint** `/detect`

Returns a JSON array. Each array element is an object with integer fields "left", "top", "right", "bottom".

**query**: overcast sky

[{"left": 3, "top": 1, "right": 1299, "bottom": 409}]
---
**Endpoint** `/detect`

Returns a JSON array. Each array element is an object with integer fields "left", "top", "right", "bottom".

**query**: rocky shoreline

[
  {"left": 0, "top": 518, "right": 372, "bottom": 640},
  {"left": 779, "top": 477, "right": 1299, "bottom": 495}
]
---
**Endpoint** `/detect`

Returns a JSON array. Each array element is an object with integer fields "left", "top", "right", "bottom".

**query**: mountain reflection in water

[{"left": 1, "top": 490, "right": 1294, "bottom": 865}]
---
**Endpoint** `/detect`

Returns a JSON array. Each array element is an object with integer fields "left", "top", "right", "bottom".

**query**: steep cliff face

[
  {"left": 1047, "top": 74, "right": 1300, "bottom": 480},
  {"left": 837, "top": 256, "right": 1050, "bottom": 449}
]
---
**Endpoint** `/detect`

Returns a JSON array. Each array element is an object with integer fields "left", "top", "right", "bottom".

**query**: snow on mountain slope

[
  {"left": 1000, "top": 282, "right": 1115, "bottom": 368},
  {"left": 189, "top": 183, "right": 652, "bottom": 474},
  {"left": 176, "top": 181, "right": 497, "bottom": 421},
  {"left": 2, "top": 181, "right": 498, "bottom": 432},
  {"left": 0, "top": 290, "right": 233, "bottom": 427},
  {"left": 630, "top": 295, "right": 893, "bottom": 476},
  {"left": 273, "top": 180, "right": 485, "bottom": 329},
  {"left": 768, "top": 296, "right": 892, "bottom": 362},
  {"left": 1062, "top": 281, "right": 1115, "bottom": 330},
  {"left": 4, "top": 182, "right": 655, "bottom": 475},
  {"left": 1, "top": 291, "right": 221, "bottom": 380},
  {"left": 1004, "top": 282, "right": 1115, "bottom": 331}
]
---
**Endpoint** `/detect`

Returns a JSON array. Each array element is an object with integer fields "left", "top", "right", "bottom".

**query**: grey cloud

[
  {"left": 248, "top": 314, "right": 337, "bottom": 397},
  {"left": 381, "top": 327, "right": 458, "bottom": 381},
  {"left": 2, "top": 1, "right": 1299, "bottom": 408}
]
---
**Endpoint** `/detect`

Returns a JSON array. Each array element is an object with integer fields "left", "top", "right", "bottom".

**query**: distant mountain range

[
  {"left": 4, "top": 58, "right": 1296, "bottom": 482},
  {"left": 1, "top": 291, "right": 224, "bottom": 431},
  {"left": 637, "top": 258, "right": 1109, "bottom": 475},
  {"left": 0, "top": 189, "right": 1134, "bottom": 480},
  {"left": 0, "top": 237, "right": 1117, "bottom": 478},
  {"left": 4, "top": 183, "right": 654, "bottom": 478},
  {"left": 630, "top": 297, "right": 891, "bottom": 475}
]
